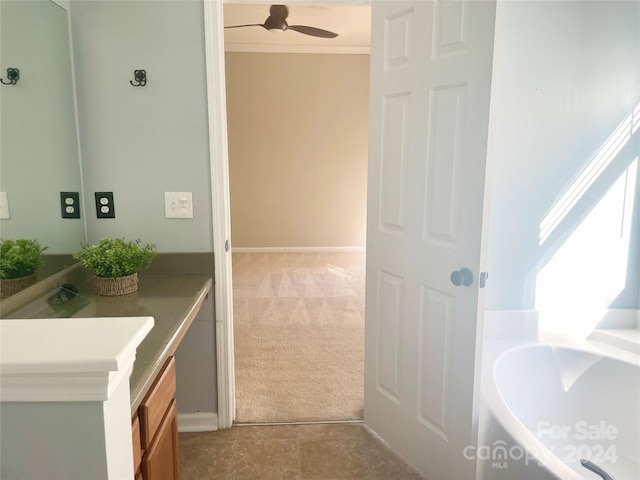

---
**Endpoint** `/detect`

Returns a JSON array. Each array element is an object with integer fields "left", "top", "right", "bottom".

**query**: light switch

[
  {"left": 164, "top": 192, "right": 193, "bottom": 219},
  {"left": 0, "top": 192, "right": 9, "bottom": 219}
]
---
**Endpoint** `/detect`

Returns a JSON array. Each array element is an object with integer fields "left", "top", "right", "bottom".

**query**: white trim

[
  {"left": 51, "top": 0, "right": 70, "bottom": 9},
  {"left": 203, "top": 0, "right": 236, "bottom": 430},
  {"left": 205, "top": 0, "right": 370, "bottom": 432},
  {"left": 1, "top": 371, "right": 113, "bottom": 403},
  {"left": 232, "top": 246, "right": 366, "bottom": 253},
  {"left": 177, "top": 412, "right": 219, "bottom": 433},
  {"left": 225, "top": 43, "right": 370, "bottom": 55},
  {"left": 62, "top": 0, "right": 89, "bottom": 244},
  {"left": 0, "top": 317, "right": 152, "bottom": 402},
  {"left": 206, "top": 0, "right": 369, "bottom": 432}
]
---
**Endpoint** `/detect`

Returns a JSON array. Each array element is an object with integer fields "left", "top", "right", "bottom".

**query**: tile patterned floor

[{"left": 179, "top": 423, "right": 426, "bottom": 480}]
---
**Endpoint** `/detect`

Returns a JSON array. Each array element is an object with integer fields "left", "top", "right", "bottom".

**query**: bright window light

[
  {"left": 536, "top": 158, "right": 637, "bottom": 339},
  {"left": 539, "top": 104, "right": 639, "bottom": 245}
]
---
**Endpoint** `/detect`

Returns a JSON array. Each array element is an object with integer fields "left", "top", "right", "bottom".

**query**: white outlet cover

[
  {"left": 0, "top": 192, "right": 10, "bottom": 219},
  {"left": 164, "top": 192, "right": 193, "bottom": 219}
]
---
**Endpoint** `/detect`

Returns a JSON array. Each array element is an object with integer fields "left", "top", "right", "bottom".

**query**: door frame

[
  {"left": 203, "top": 1, "right": 492, "bottom": 441},
  {"left": 203, "top": 0, "right": 235, "bottom": 429},
  {"left": 203, "top": 0, "right": 375, "bottom": 429}
]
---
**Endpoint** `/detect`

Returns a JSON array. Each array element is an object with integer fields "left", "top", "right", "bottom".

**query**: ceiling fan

[{"left": 225, "top": 4, "right": 339, "bottom": 39}]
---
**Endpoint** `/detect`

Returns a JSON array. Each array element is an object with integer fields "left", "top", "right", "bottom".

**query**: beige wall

[{"left": 225, "top": 52, "right": 370, "bottom": 248}]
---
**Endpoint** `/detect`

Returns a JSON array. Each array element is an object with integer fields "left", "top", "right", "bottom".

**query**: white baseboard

[
  {"left": 177, "top": 412, "right": 219, "bottom": 433},
  {"left": 232, "top": 246, "right": 366, "bottom": 253}
]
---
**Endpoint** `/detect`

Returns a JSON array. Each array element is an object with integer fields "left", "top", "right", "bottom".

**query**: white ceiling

[{"left": 223, "top": 3, "right": 371, "bottom": 54}]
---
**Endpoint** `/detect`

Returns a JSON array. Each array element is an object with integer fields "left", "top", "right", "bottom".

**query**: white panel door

[{"left": 364, "top": 1, "right": 496, "bottom": 479}]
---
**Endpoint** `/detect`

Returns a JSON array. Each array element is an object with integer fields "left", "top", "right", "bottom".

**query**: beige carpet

[{"left": 232, "top": 252, "right": 365, "bottom": 423}]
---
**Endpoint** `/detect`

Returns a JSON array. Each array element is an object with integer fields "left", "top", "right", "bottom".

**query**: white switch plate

[
  {"left": 0, "top": 192, "right": 10, "bottom": 219},
  {"left": 164, "top": 192, "right": 193, "bottom": 219}
]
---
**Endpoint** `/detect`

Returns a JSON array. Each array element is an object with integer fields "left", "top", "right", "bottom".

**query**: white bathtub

[{"left": 480, "top": 343, "right": 640, "bottom": 480}]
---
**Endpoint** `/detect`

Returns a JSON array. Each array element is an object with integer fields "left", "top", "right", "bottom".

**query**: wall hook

[
  {"left": 1, "top": 68, "right": 20, "bottom": 85},
  {"left": 130, "top": 69, "right": 147, "bottom": 87}
]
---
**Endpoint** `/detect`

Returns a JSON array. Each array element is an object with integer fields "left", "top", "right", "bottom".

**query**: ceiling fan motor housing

[{"left": 225, "top": 4, "right": 339, "bottom": 39}]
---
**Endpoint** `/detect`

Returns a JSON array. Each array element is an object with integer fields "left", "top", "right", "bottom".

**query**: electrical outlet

[
  {"left": 95, "top": 192, "right": 115, "bottom": 218},
  {"left": 60, "top": 192, "right": 81, "bottom": 219}
]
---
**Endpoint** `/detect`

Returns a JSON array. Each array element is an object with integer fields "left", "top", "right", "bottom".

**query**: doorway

[
  {"left": 222, "top": 4, "right": 371, "bottom": 423},
  {"left": 206, "top": 2, "right": 496, "bottom": 479}
]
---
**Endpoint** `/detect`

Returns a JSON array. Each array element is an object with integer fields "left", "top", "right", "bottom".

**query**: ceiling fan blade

[
  {"left": 287, "top": 24, "right": 338, "bottom": 38},
  {"left": 224, "top": 23, "right": 267, "bottom": 30}
]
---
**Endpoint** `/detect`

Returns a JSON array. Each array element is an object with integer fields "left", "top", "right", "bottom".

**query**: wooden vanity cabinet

[
  {"left": 132, "top": 356, "right": 180, "bottom": 480},
  {"left": 132, "top": 415, "right": 143, "bottom": 478},
  {"left": 142, "top": 400, "right": 179, "bottom": 480}
]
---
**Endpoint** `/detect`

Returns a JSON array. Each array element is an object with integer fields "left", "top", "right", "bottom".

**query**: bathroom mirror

[{"left": 0, "top": 0, "right": 85, "bottom": 275}]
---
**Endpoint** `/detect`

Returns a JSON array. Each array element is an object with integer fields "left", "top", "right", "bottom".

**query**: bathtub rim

[{"left": 482, "top": 340, "right": 640, "bottom": 480}]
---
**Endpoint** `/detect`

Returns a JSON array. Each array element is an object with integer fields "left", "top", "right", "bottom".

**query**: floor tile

[
  {"left": 232, "top": 439, "right": 300, "bottom": 480},
  {"left": 298, "top": 423, "right": 364, "bottom": 439},
  {"left": 235, "top": 424, "right": 299, "bottom": 440},
  {"left": 179, "top": 428, "right": 239, "bottom": 446},
  {"left": 179, "top": 441, "right": 234, "bottom": 480},
  {"left": 300, "top": 437, "right": 368, "bottom": 479},
  {"left": 178, "top": 424, "right": 425, "bottom": 480},
  {"left": 362, "top": 430, "right": 424, "bottom": 480}
]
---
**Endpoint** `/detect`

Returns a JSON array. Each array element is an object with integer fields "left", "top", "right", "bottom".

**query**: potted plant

[
  {"left": 0, "top": 238, "right": 47, "bottom": 298},
  {"left": 73, "top": 238, "right": 157, "bottom": 296}
]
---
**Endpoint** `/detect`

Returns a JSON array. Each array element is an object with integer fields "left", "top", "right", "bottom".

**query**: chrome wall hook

[
  {"left": 1, "top": 68, "right": 20, "bottom": 85},
  {"left": 130, "top": 69, "right": 147, "bottom": 87}
]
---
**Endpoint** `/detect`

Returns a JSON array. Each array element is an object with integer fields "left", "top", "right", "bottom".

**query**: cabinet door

[
  {"left": 142, "top": 399, "right": 180, "bottom": 480},
  {"left": 140, "top": 357, "right": 177, "bottom": 449}
]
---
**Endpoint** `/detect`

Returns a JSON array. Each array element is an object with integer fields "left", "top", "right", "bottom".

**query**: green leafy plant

[
  {"left": 73, "top": 238, "right": 157, "bottom": 278},
  {"left": 0, "top": 238, "right": 47, "bottom": 279}
]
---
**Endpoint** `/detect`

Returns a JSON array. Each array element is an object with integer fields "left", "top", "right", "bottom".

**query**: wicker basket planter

[
  {"left": 0, "top": 274, "right": 37, "bottom": 299},
  {"left": 94, "top": 273, "right": 139, "bottom": 296}
]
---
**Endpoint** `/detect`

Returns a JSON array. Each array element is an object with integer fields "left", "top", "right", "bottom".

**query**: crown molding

[{"left": 225, "top": 43, "right": 369, "bottom": 54}]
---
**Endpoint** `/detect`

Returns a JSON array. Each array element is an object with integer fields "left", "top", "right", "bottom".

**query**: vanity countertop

[{"left": 4, "top": 274, "right": 213, "bottom": 414}]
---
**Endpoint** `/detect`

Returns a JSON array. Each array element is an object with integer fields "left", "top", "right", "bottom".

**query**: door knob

[{"left": 450, "top": 268, "right": 473, "bottom": 287}]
